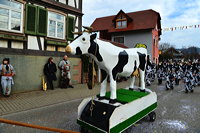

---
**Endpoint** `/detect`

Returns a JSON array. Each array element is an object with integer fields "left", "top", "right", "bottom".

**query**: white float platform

[{"left": 77, "top": 88, "right": 157, "bottom": 133}]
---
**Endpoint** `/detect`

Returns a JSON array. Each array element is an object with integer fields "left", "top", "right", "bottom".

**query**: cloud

[
  {"left": 161, "top": 29, "right": 200, "bottom": 48},
  {"left": 82, "top": 0, "right": 200, "bottom": 48},
  {"left": 160, "top": 0, "right": 200, "bottom": 48}
]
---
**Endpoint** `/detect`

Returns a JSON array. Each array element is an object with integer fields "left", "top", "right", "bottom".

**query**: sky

[{"left": 82, "top": 0, "right": 200, "bottom": 48}]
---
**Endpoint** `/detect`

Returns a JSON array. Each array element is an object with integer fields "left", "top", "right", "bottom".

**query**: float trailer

[{"left": 77, "top": 88, "right": 157, "bottom": 133}]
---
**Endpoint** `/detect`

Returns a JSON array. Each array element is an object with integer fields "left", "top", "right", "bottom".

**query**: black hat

[{"left": 3, "top": 58, "right": 9, "bottom": 63}]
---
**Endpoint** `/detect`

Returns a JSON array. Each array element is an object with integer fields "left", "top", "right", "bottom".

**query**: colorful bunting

[{"left": 162, "top": 24, "right": 200, "bottom": 32}]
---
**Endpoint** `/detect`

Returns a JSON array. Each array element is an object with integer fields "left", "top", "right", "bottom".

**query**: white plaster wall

[
  {"left": 0, "top": 40, "right": 8, "bottom": 48},
  {"left": 40, "top": 37, "right": 44, "bottom": 50},
  {"left": 28, "top": 35, "right": 44, "bottom": 50},
  {"left": 76, "top": 0, "right": 79, "bottom": 8},
  {"left": 75, "top": 17, "right": 78, "bottom": 27},
  {"left": 28, "top": 35, "right": 39, "bottom": 50},
  {"left": 12, "top": 41, "right": 23, "bottom": 49},
  {"left": 59, "top": 0, "right": 66, "bottom": 4},
  {"left": 68, "top": 0, "right": 75, "bottom": 7}
]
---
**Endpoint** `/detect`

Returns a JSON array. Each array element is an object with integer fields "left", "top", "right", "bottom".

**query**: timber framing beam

[{"left": 28, "top": 0, "right": 83, "bottom": 17}]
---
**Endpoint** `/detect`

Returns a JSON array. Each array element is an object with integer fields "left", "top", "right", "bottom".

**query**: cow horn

[
  {"left": 72, "top": 31, "right": 82, "bottom": 35},
  {"left": 83, "top": 29, "right": 90, "bottom": 33},
  {"left": 83, "top": 26, "right": 93, "bottom": 33}
]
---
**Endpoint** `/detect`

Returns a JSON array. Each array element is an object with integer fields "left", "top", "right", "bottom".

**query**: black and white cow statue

[{"left": 66, "top": 27, "right": 147, "bottom": 103}]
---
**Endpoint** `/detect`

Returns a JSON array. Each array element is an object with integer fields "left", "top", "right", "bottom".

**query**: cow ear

[{"left": 90, "top": 33, "right": 97, "bottom": 40}]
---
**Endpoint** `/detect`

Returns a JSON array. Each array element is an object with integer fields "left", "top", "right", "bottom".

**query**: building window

[
  {"left": 0, "top": 0, "right": 23, "bottom": 33},
  {"left": 114, "top": 36, "right": 124, "bottom": 44},
  {"left": 48, "top": 12, "right": 65, "bottom": 39},
  {"left": 25, "top": 4, "right": 47, "bottom": 36},
  {"left": 116, "top": 14, "right": 127, "bottom": 29}
]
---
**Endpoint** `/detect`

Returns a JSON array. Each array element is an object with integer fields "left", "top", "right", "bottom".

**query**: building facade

[
  {"left": 0, "top": 0, "right": 82, "bottom": 51},
  {"left": 0, "top": 0, "right": 83, "bottom": 93},
  {"left": 91, "top": 10, "right": 162, "bottom": 64}
]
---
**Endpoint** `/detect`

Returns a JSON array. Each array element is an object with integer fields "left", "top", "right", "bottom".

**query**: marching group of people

[
  {"left": 0, "top": 55, "right": 73, "bottom": 97},
  {"left": 146, "top": 58, "right": 200, "bottom": 93}
]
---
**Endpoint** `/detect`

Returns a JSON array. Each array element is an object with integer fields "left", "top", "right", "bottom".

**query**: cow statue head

[{"left": 66, "top": 26, "right": 97, "bottom": 56}]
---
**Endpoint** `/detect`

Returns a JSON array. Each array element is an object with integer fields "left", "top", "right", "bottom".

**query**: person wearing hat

[{"left": 0, "top": 58, "right": 16, "bottom": 97}]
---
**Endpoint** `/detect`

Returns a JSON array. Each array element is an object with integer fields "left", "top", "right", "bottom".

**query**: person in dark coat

[
  {"left": 44, "top": 57, "right": 57, "bottom": 90},
  {"left": 146, "top": 55, "right": 153, "bottom": 69}
]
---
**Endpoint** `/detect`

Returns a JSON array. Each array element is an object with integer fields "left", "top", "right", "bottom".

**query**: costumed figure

[
  {"left": 157, "top": 63, "right": 164, "bottom": 85},
  {"left": 166, "top": 69, "right": 175, "bottom": 90},
  {"left": 184, "top": 61, "right": 195, "bottom": 93},
  {"left": 0, "top": 58, "right": 15, "bottom": 97},
  {"left": 174, "top": 62, "right": 182, "bottom": 85},
  {"left": 146, "top": 65, "right": 152, "bottom": 86},
  {"left": 58, "top": 55, "right": 74, "bottom": 88}
]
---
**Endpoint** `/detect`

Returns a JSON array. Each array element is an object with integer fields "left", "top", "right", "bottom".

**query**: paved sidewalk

[{"left": 0, "top": 81, "right": 132, "bottom": 116}]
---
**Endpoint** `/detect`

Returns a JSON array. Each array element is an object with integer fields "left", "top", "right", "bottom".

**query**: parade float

[{"left": 66, "top": 26, "right": 157, "bottom": 133}]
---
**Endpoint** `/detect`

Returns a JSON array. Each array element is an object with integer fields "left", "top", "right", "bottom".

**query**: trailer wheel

[{"left": 149, "top": 111, "right": 156, "bottom": 122}]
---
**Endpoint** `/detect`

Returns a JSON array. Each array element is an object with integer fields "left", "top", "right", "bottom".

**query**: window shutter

[
  {"left": 37, "top": 7, "right": 47, "bottom": 36},
  {"left": 67, "top": 16, "right": 74, "bottom": 41},
  {"left": 25, "top": 4, "right": 37, "bottom": 35}
]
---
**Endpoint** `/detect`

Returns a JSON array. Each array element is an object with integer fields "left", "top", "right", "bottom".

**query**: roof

[
  {"left": 99, "top": 38, "right": 128, "bottom": 48},
  {"left": 112, "top": 10, "right": 132, "bottom": 22},
  {"left": 91, "top": 9, "right": 161, "bottom": 33}
]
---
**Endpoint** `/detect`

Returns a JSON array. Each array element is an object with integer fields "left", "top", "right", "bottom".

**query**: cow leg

[
  {"left": 129, "top": 76, "right": 135, "bottom": 90},
  {"left": 99, "top": 69, "right": 108, "bottom": 100},
  {"left": 99, "top": 77, "right": 108, "bottom": 98},
  {"left": 109, "top": 74, "right": 117, "bottom": 104},
  {"left": 137, "top": 52, "right": 146, "bottom": 91},
  {"left": 139, "top": 69, "right": 146, "bottom": 91}
]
